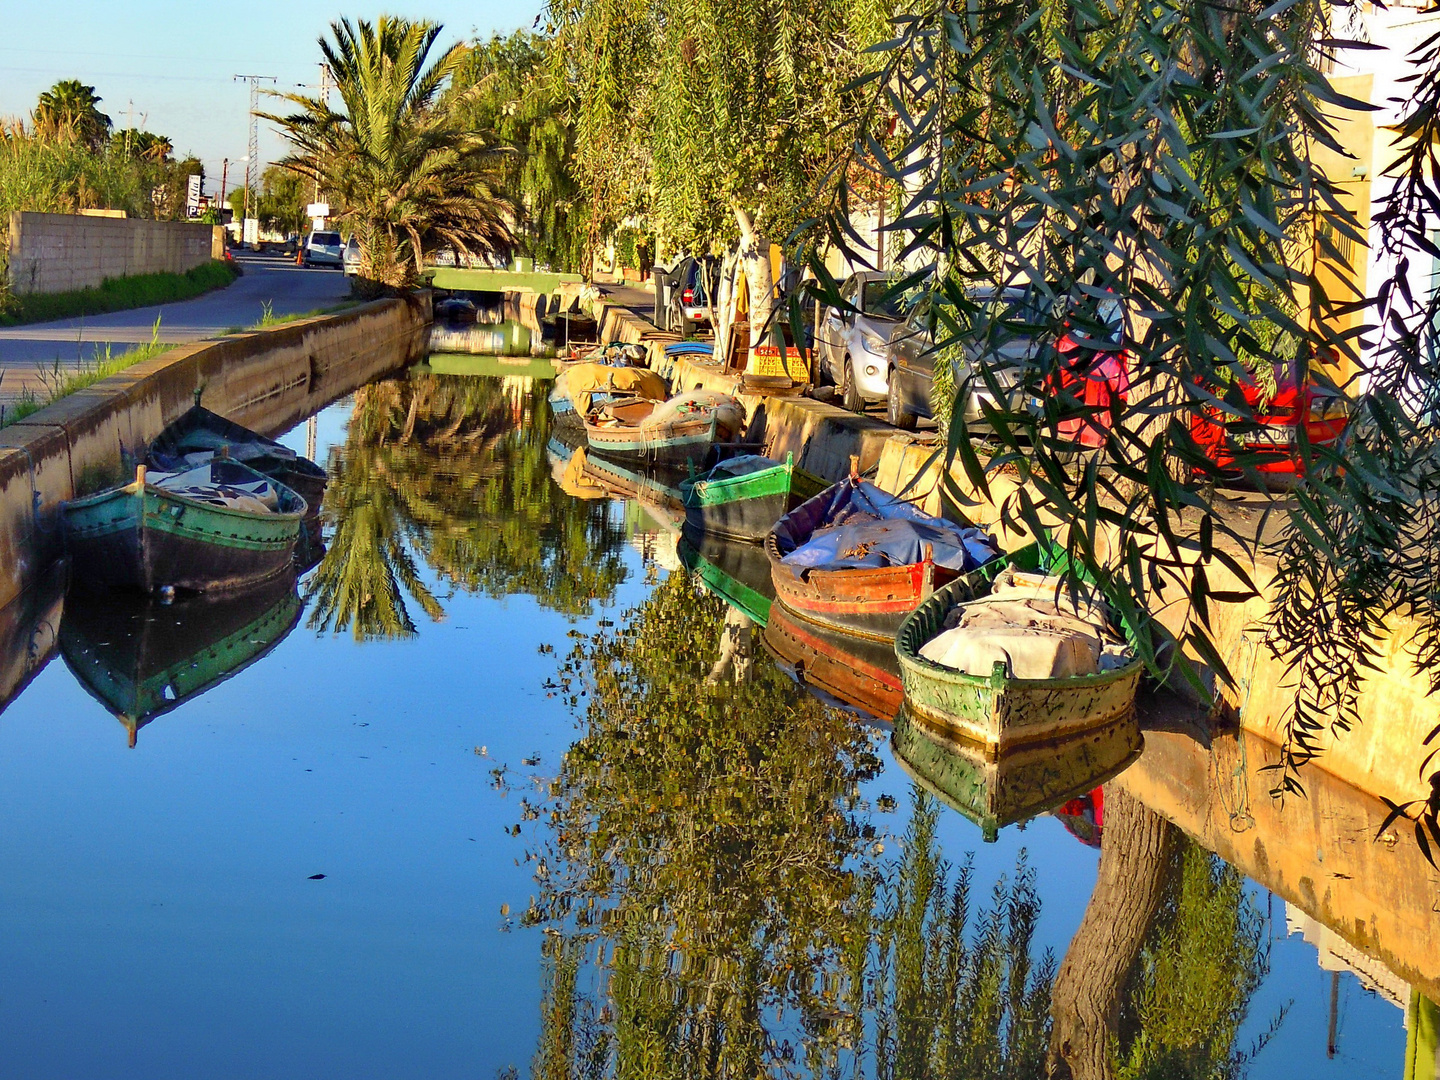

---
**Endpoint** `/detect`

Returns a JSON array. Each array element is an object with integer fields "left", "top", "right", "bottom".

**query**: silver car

[
  {"left": 815, "top": 271, "right": 906, "bottom": 413},
  {"left": 303, "top": 230, "right": 344, "bottom": 269},
  {"left": 343, "top": 236, "right": 361, "bottom": 276}
]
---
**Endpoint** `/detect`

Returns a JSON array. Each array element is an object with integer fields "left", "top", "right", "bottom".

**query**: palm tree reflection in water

[
  {"left": 512, "top": 575, "right": 1275, "bottom": 1080},
  {"left": 307, "top": 373, "right": 629, "bottom": 639}
]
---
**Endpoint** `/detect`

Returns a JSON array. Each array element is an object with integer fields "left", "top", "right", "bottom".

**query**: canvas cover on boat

[
  {"left": 919, "top": 570, "right": 1133, "bottom": 679},
  {"left": 645, "top": 391, "right": 745, "bottom": 433},
  {"left": 561, "top": 363, "right": 668, "bottom": 414},
  {"left": 153, "top": 465, "right": 284, "bottom": 515},
  {"left": 694, "top": 454, "right": 780, "bottom": 481},
  {"left": 778, "top": 480, "right": 998, "bottom": 573}
]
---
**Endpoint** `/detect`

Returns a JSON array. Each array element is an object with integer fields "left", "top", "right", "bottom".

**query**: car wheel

[
  {"left": 887, "top": 372, "right": 918, "bottom": 431},
  {"left": 841, "top": 356, "right": 866, "bottom": 414}
]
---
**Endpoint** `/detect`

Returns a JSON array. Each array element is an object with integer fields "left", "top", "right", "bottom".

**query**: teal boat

[
  {"left": 60, "top": 575, "right": 302, "bottom": 747},
  {"left": 891, "top": 706, "right": 1142, "bottom": 842},
  {"left": 894, "top": 539, "right": 1145, "bottom": 755},
  {"left": 679, "top": 453, "right": 828, "bottom": 543},
  {"left": 64, "top": 461, "right": 307, "bottom": 595}
]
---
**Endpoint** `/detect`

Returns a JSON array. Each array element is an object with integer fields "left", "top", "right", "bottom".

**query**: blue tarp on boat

[{"left": 778, "top": 481, "right": 997, "bottom": 573}]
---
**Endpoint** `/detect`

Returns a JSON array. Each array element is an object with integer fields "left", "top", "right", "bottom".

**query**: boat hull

[
  {"left": 64, "top": 469, "right": 305, "bottom": 595},
  {"left": 766, "top": 539, "right": 951, "bottom": 642},
  {"left": 680, "top": 460, "right": 827, "bottom": 543},
  {"left": 891, "top": 707, "right": 1142, "bottom": 841},
  {"left": 894, "top": 546, "right": 1144, "bottom": 754},
  {"left": 584, "top": 423, "right": 721, "bottom": 468}
]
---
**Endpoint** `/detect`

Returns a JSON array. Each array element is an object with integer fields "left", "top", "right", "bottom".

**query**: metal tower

[{"left": 233, "top": 74, "right": 276, "bottom": 231}]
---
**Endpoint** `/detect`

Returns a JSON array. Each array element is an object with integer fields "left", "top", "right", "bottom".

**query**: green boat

[
  {"left": 891, "top": 706, "right": 1142, "bottom": 842},
  {"left": 894, "top": 539, "right": 1145, "bottom": 754},
  {"left": 64, "top": 461, "right": 307, "bottom": 595},
  {"left": 677, "top": 532, "right": 776, "bottom": 626},
  {"left": 59, "top": 575, "right": 302, "bottom": 747},
  {"left": 679, "top": 453, "right": 828, "bottom": 543}
]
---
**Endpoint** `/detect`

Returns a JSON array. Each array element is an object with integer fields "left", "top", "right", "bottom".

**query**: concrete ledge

[{"left": 0, "top": 292, "right": 431, "bottom": 609}]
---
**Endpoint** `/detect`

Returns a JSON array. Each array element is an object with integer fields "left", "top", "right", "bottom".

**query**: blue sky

[{"left": 0, "top": 0, "right": 543, "bottom": 195}]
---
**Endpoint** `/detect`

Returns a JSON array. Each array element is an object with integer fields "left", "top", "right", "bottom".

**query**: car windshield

[
  {"left": 312, "top": 232, "right": 341, "bottom": 246},
  {"left": 860, "top": 280, "right": 905, "bottom": 319}
]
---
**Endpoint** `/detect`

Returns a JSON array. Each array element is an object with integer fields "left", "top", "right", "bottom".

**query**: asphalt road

[{"left": 0, "top": 252, "right": 354, "bottom": 404}]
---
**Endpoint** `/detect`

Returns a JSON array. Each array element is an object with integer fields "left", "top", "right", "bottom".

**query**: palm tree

[
  {"left": 262, "top": 17, "right": 514, "bottom": 290},
  {"left": 33, "top": 80, "right": 111, "bottom": 148}
]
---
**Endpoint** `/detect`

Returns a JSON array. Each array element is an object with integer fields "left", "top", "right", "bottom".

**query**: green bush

[{"left": 0, "top": 260, "right": 238, "bottom": 325}]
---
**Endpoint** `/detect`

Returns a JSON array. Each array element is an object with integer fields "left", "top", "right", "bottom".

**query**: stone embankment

[
  {"left": 577, "top": 289, "right": 1440, "bottom": 814},
  {"left": 0, "top": 293, "right": 432, "bottom": 611}
]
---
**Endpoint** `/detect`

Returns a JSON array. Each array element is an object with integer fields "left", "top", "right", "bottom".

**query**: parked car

[
  {"left": 815, "top": 271, "right": 907, "bottom": 413},
  {"left": 884, "top": 287, "right": 1058, "bottom": 431},
  {"left": 302, "top": 231, "right": 344, "bottom": 268},
  {"left": 1190, "top": 358, "right": 1349, "bottom": 483},
  {"left": 343, "top": 236, "right": 362, "bottom": 276},
  {"left": 653, "top": 256, "right": 719, "bottom": 335}
]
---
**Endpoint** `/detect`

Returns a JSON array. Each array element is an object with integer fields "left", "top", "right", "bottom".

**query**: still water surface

[{"left": 0, "top": 370, "right": 1417, "bottom": 1077}]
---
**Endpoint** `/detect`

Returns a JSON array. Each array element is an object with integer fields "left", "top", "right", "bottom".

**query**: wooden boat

[
  {"left": 583, "top": 391, "right": 744, "bottom": 468},
  {"left": 677, "top": 532, "right": 776, "bottom": 626},
  {"left": 59, "top": 574, "right": 302, "bottom": 747},
  {"left": 894, "top": 541, "right": 1146, "bottom": 754},
  {"left": 64, "top": 461, "right": 307, "bottom": 595},
  {"left": 891, "top": 706, "right": 1141, "bottom": 842},
  {"left": 680, "top": 453, "right": 827, "bottom": 543},
  {"left": 766, "top": 476, "right": 999, "bottom": 641},
  {"left": 148, "top": 403, "right": 328, "bottom": 513},
  {"left": 762, "top": 601, "right": 903, "bottom": 722}
]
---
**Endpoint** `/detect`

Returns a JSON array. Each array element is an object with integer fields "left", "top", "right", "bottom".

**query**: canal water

[{"left": 0, "top": 370, "right": 1418, "bottom": 1078}]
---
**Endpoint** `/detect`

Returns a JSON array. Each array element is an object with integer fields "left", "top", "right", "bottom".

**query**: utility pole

[
  {"left": 233, "top": 74, "right": 275, "bottom": 242},
  {"left": 219, "top": 158, "right": 228, "bottom": 218},
  {"left": 313, "top": 63, "right": 331, "bottom": 205}
]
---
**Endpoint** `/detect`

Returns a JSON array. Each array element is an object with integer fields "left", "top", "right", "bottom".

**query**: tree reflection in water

[
  {"left": 308, "top": 373, "right": 629, "bottom": 638},
  {"left": 517, "top": 572, "right": 1054, "bottom": 1078},
  {"left": 515, "top": 571, "right": 1276, "bottom": 1079}
]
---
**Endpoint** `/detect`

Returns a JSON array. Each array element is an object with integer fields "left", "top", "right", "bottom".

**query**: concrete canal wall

[
  {"left": 0, "top": 293, "right": 431, "bottom": 611},
  {"left": 1120, "top": 725, "right": 1440, "bottom": 1003},
  {"left": 7, "top": 212, "right": 225, "bottom": 295}
]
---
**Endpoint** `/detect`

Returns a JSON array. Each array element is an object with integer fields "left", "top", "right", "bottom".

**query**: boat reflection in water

[
  {"left": 677, "top": 532, "right": 775, "bottom": 627},
  {"left": 762, "top": 601, "right": 904, "bottom": 722},
  {"left": 891, "top": 705, "right": 1142, "bottom": 842},
  {"left": 59, "top": 574, "right": 302, "bottom": 747}
]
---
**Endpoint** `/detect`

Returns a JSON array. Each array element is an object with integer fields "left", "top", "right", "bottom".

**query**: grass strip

[
  {"left": 0, "top": 317, "right": 172, "bottom": 429},
  {"left": 0, "top": 260, "right": 239, "bottom": 326},
  {"left": 221, "top": 299, "right": 362, "bottom": 335}
]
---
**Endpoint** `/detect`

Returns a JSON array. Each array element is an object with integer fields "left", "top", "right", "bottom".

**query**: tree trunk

[
  {"left": 1048, "top": 788, "right": 1177, "bottom": 1080},
  {"left": 733, "top": 205, "right": 774, "bottom": 343}
]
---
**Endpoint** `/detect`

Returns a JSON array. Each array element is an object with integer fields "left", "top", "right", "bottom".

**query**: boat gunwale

[
  {"left": 893, "top": 570, "right": 1145, "bottom": 695},
  {"left": 64, "top": 466, "right": 308, "bottom": 525}
]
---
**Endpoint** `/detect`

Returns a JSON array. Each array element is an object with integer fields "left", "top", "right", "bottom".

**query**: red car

[{"left": 1190, "top": 361, "right": 1349, "bottom": 481}]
